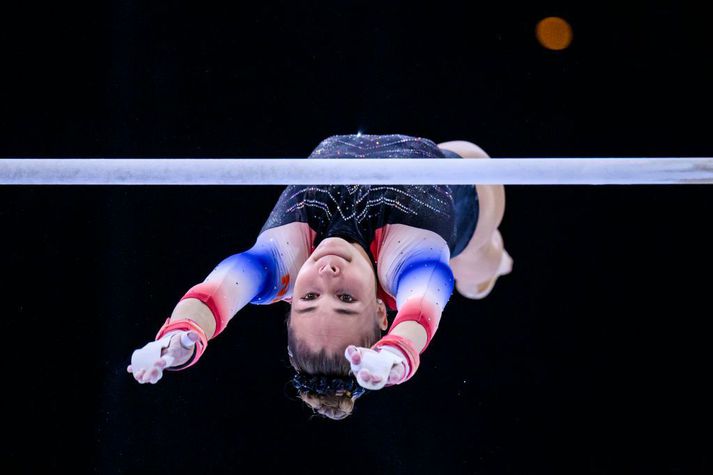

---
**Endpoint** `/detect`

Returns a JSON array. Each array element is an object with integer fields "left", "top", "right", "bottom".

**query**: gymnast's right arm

[{"left": 127, "top": 224, "right": 310, "bottom": 384}]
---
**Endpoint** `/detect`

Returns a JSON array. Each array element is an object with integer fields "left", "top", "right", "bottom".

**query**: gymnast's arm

[
  {"left": 387, "top": 321, "right": 428, "bottom": 353},
  {"left": 127, "top": 240, "right": 275, "bottom": 382},
  {"left": 164, "top": 242, "right": 274, "bottom": 339},
  {"left": 371, "top": 257, "right": 454, "bottom": 383},
  {"left": 149, "top": 224, "right": 310, "bottom": 371},
  {"left": 344, "top": 223, "right": 456, "bottom": 388}
]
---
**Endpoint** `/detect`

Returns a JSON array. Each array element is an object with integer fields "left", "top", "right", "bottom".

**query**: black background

[{"left": 3, "top": 1, "right": 712, "bottom": 473}]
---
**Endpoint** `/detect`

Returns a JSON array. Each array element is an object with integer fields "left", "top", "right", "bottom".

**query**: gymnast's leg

[{"left": 438, "top": 140, "right": 513, "bottom": 299}]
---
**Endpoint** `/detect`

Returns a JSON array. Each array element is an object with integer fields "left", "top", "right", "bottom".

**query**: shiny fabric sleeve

[
  {"left": 376, "top": 224, "right": 455, "bottom": 353},
  {"left": 179, "top": 222, "right": 314, "bottom": 338}
]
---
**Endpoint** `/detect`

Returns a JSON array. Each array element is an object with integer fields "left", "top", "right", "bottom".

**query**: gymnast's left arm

[
  {"left": 174, "top": 226, "right": 306, "bottom": 324},
  {"left": 127, "top": 227, "right": 311, "bottom": 382}
]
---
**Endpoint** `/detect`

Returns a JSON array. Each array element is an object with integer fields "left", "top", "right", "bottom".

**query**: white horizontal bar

[{"left": 1, "top": 158, "right": 713, "bottom": 185}]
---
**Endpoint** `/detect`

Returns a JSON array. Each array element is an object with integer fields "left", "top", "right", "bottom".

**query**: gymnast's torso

[
  {"left": 261, "top": 133, "right": 479, "bottom": 256},
  {"left": 258, "top": 134, "right": 479, "bottom": 308},
  {"left": 195, "top": 134, "right": 480, "bottom": 321}
]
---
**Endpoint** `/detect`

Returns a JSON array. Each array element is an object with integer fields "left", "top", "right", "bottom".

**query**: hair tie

[{"left": 291, "top": 372, "right": 368, "bottom": 400}]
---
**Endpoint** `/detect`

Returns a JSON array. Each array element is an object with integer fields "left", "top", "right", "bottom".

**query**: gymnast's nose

[{"left": 319, "top": 262, "right": 340, "bottom": 276}]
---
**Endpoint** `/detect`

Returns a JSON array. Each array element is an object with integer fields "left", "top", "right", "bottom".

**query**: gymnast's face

[{"left": 291, "top": 237, "right": 387, "bottom": 353}]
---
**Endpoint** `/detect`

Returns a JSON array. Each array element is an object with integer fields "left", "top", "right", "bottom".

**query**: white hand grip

[
  {"left": 130, "top": 332, "right": 175, "bottom": 371},
  {"left": 179, "top": 332, "right": 196, "bottom": 349}
]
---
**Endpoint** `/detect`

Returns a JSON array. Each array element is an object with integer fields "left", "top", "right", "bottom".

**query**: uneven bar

[{"left": 1, "top": 158, "right": 713, "bottom": 185}]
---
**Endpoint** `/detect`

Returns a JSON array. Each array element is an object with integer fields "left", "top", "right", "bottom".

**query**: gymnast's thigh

[
  {"left": 437, "top": 140, "right": 506, "bottom": 253},
  {"left": 468, "top": 183, "right": 505, "bottom": 252}
]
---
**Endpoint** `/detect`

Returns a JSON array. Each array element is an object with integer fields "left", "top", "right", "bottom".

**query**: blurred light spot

[{"left": 536, "top": 16, "right": 573, "bottom": 51}]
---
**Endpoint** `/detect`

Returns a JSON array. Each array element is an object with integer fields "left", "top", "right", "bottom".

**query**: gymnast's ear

[{"left": 376, "top": 298, "right": 388, "bottom": 331}]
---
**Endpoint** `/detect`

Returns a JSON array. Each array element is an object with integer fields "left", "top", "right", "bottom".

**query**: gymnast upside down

[{"left": 127, "top": 133, "right": 514, "bottom": 419}]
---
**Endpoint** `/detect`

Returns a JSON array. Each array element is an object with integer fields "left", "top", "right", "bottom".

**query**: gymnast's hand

[
  {"left": 127, "top": 331, "right": 200, "bottom": 384},
  {"left": 344, "top": 345, "right": 408, "bottom": 390}
]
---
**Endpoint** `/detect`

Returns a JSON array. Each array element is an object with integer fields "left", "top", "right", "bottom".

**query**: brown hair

[{"left": 285, "top": 307, "right": 383, "bottom": 420}]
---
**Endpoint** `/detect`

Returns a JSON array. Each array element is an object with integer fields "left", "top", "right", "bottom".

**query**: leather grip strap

[
  {"left": 155, "top": 317, "right": 209, "bottom": 371},
  {"left": 371, "top": 334, "right": 421, "bottom": 383}
]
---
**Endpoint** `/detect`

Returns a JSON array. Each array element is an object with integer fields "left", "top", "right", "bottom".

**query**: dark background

[{"left": 3, "top": 1, "right": 712, "bottom": 473}]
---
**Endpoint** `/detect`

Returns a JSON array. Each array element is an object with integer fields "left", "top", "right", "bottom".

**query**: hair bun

[{"left": 291, "top": 372, "right": 368, "bottom": 399}]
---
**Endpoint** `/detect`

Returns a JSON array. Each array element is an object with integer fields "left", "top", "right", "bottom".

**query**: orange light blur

[{"left": 536, "top": 17, "right": 573, "bottom": 51}]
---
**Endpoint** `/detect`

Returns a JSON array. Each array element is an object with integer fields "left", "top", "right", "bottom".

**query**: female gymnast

[{"left": 127, "top": 133, "right": 513, "bottom": 419}]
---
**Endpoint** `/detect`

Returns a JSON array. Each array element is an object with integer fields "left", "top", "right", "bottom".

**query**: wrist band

[
  {"left": 181, "top": 283, "right": 227, "bottom": 338},
  {"left": 371, "top": 334, "right": 421, "bottom": 383},
  {"left": 389, "top": 298, "right": 441, "bottom": 352},
  {"left": 155, "top": 317, "right": 208, "bottom": 371}
]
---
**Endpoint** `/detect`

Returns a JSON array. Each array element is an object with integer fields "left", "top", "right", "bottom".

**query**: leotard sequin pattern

[{"left": 182, "top": 134, "right": 479, "bottom": 336}]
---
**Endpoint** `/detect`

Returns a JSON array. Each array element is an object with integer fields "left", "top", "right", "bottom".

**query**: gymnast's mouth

[
  {"left": 312, "top": 238, "right": 353, "bottom": 262},
  {"left": 312, "top": 249, "right": 351, "bottom": 263}
]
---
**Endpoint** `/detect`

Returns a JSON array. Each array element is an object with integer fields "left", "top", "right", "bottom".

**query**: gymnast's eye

[{"left": 301, "top": 293, "right": 354, "bottom": 302}]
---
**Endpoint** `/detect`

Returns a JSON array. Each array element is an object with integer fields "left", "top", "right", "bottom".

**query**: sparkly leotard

[{"left": 182, "top": 134, "right": 479, "bottom": 338}]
